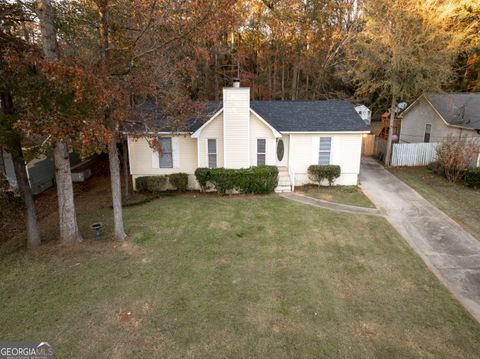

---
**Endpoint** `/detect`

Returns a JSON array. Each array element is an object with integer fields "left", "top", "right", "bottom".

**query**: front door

[{"left": 276, "top": 137, "right": 288, "bottom": 167}]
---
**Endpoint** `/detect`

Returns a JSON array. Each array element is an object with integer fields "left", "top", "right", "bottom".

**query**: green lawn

[
  {"left": 1, "top": 194, "right": 479, "bottom": 358},
  {"left": 300, "top": 185, "right": 375, "bottom": 208},
  {"left": 391, "top": 167, "right": 480, "bottom": 240}
]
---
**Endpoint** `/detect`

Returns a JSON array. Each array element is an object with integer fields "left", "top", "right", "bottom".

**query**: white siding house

[
  {"left": 127, "top": 83, "right": 370, "bottom": 192},
  {"left": 354, "top": 104, "right": 371, "bottom": 125}
]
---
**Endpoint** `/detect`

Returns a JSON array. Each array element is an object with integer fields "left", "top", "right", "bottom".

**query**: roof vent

[{"left": 232, "top": 78, "right": 240, "bottom": 88}]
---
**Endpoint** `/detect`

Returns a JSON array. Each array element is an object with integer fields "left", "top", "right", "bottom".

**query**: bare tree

[{"left": 436, "top": 136, "right": 480, "bottom": 183}]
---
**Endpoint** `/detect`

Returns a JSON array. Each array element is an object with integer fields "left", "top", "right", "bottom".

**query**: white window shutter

[
  {"left": 152, "top": 150, "right": 159, "bottom": 168},
  {"left": 205, "top": 138, "right": 209, "bottom": 167},
  {"left": 330, "top": 136, "right": 337, "bottom": 164},
  {"left": 172, "top": 137, "right": 180, "bottom": 169},
  {"left": 311, "top": 137, "right": 320, "bottom": 164}
]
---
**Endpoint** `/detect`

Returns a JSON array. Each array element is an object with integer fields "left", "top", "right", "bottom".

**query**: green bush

[
  {"left": 194, "top": 168, "right": 211, "bottom": 191},
  {"left": 308, "top": 165, "right": 341, "bottom": 186},
  {"left": 195, "top": 166, "right": 278, "bottom": 195},
  {"left": 135, "top": 176, "right": 167, "bottom": 193},
  {"left": 464, "top": 167, "right": 480, "bottom": 188},
  {"left": 136, "top": 174, "right": 190, "bottom": 193},
  {"left": 169, "top": 173, "right": 188, "bottom": 192},
  {"left": 242, "top": 166, "right": 279, "bottom": 194}
]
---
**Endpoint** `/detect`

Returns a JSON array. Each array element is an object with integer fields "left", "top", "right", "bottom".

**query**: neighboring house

[
  {"left": 126, "top": 82, "right": 369, "bottom": 192},
  {"left": 399, "top": 93, "right": 480, "bottom": 144},
  {"left": 2, "top": 151, "right": 83, "bottom": 195},
  {"left": 354, "top": 104, "right": 372, "bottom": 125}
]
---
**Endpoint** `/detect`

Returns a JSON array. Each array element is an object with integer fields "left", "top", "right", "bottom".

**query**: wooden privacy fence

[
  {"left": 374, "top": 137, "right": 388, "bottom": 161},
  {"left": 361, "top": 134, "right": 375, "bottom": 156},
  {"left": 391, "top": 142, "right": 439, "bottom": 166}
]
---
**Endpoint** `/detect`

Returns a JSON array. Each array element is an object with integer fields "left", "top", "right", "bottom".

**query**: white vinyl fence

[{"left": 391, "top": 142, "right": 439, "bottom": 166}]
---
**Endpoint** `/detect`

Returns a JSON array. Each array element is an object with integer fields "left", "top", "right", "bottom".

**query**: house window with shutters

[
  {"left": 257, "top": 139, "right": 266, "bottom": 165},
  {"left": 207, "top": 139, "right": 217, "bottom": 168},
  {"left": 424, "top": 124, "right": 431, "bottom": 143},
  {"left": 318, "top": 137, "right": 332, "bottom": 165},
  {"left": 159, "top": 137, "right": 173, "bottom": 168}
]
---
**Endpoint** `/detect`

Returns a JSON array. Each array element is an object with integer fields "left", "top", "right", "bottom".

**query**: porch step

[
  {"left": 278, "top": 180, "right": 291, "bottom": 186},
  {"left": 275, "top": 167, "right": 292, "bottom": 192},
  {"left": 275, "top": 185, "right": 292, "bottom": 193}
]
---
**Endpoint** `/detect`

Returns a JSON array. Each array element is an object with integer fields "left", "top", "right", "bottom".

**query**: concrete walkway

[
  {"left": 360, "top": 157, "right": 480, "bottom": 322},
  {"left": 280, "top": 192, "right": 383, "bottom": 216}
]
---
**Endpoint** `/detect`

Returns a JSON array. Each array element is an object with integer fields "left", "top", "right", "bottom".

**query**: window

[
  {"left": 319, "top": 137, "right": 332, "bottom": 165},
  {"left": 159, "top": 137, "right": 173, "bottom": 168},
  {"left": 277, "top": 139, "right": 284, "bottom": 161},
  {"left": 424, "top": 124, "right": 431, "bottom": 143},
  {"left": 257, "top": 139, "right": 266, "bottom": 165},
  {"left": 207, "top": 139, "right": 217, "bottom": 168}
]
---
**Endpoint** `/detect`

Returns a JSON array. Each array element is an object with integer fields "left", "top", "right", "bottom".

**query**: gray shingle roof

[
  {"left": 424, "top": 93, "right": 480, "bottom": 130},
  {"left": 126, "top": 99, "right": 369, "bottom": 133},
  {"left": 250, "top": 100, "right": 369, "bottom": 132},
  {"left": 123, "top": 101, "right": 221, "bottom": 133}
]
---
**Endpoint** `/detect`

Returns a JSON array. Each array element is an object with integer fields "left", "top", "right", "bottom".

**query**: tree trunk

[
  {"left": 37, "top": 0, "right": 59, "bottom": 60},
  {"left": 281, "top": 58, "right": 285, "bottom": 100},
  {"left": 291, "top": 64, "right": 298, "bottom": 100},
  {"left": 12, "top": 142, "right": 41, "bottom": 247},
  {"left": 306, "top": 75, "right": 309, "bottom": 99},
  {"left": 109, "top": 136, "right": 126, "bottom": 240},
  {"left": 384, "top": 97, "right": 397, "bottom": 166},
  {"left": 38, "top": 0, "right": 82, "bottom": 243},
  {"left": 267, "top": 56, "right": 272, "bottom": 98},
  {"left": 98, "top": 0, "right": 109, "bottom": 64},
  {"left": 272, "top": 56, "right": 277, "bottom": 99},
  {"left": 214, "top": 51, "right": 219, "bottom": 101},
  {"left": 122, "top": 139, "right": 129, "bottom": 198},
  {"left": 0, "top": 147, "right": 5, "bottom": 178},
  {"left": 98, "top": 0, "right": 126, "bottom": 241},
  {"left": 17, "top": 0, "right": 31, "bottom": 44},
  {"left": 54, "top": 141, "right": 82, "bottom": 243},
  {"left": 1, "top": 92, "right": 41, "bottom": 247}
]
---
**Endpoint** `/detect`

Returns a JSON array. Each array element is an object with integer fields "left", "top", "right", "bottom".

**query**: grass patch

[
  {"left": 133, "top": 229, "right": 156, "bottom": 245},
  {"left": 0, "top": 194, "right": 479, "bottom": 357},
  {"left": 391, "top": 167, "right": 480, "bottom": 240},
  {"left": 299, "top": 185, "right": 375, "bottom": 208}
]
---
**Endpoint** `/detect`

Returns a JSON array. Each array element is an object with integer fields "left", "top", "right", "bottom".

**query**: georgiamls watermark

[{"left": 0, "top": 342, "right": 54, "bottom": 359}]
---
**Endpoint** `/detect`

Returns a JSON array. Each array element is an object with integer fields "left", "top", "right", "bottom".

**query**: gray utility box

[{"left": 71, "top": 169, "right": 92, "bottom": 182}]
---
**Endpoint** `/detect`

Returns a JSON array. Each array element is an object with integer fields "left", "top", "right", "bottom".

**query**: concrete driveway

[{"left": 360, "top": 157, "right": 480, "bottom": 322}]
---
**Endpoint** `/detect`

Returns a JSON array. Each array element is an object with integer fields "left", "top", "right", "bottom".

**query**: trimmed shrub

[
  {"left": 208, "top": 168, "right": 236, "bottom": 195},
  {"left": 194, "top": 167, "right": 211, "bottom": 191},
  {"left": 195, "top": 166, "right": 278, "bottom": 195},
  {"left": 169, "top": 173, "right": 188, "bottom": 192},
  {"left": 308, "top": 165, "right": 341, "bottom": 186},
  {"left": 242, "top": 166, "right": 279, "bottom": 194},
  {"left": 464, "top": 168, "right": 480, "bottom": 188},
  {"left": 135, "top": 176, "right": 167, "bottom": 193}
]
